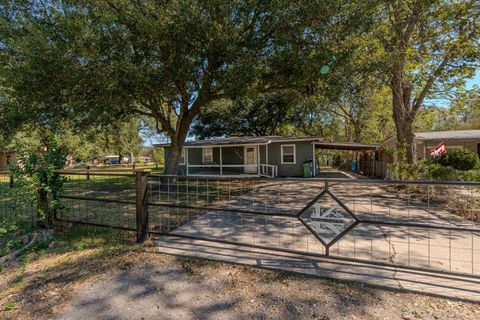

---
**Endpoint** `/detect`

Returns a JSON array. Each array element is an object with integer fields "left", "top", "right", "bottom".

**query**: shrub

[
  {"left": 426, "top": 163, "right": 459, "bottom": 181},
  {"left": 438, "top": 148, "right": 479, "bottom": 171},
  {"left": 386, "top": 159, "right": 431, "bottom": 180},
  {"left": 461, "top": 169, "right": 480, "bottom": 182}
]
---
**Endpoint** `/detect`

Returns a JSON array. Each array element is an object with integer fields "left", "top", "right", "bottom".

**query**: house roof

[
  {"left": 314, "top": 142, "right": 380, "bottom": 151},
  {"left": 415, "top": 130, "right": 480, "bottom": 141},
  {"left": 155, "top": 136, "right": 325, "bottom": 147}
]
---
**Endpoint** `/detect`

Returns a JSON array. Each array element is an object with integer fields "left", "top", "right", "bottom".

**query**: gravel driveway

[{"left": 56, "top": 255, "right": 480, "bottom": 320}]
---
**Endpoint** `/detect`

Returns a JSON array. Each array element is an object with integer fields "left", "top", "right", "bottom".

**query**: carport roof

[{"left": 314, "top": 142, "right": 380, "bottom": 151}]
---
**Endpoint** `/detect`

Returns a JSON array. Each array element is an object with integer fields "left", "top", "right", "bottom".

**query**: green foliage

[
  {"left": 0, "top": 0, "right": 378, "bottom": 174},
  {"left": 387, "top": 155, "right": 480, "bottom": 182},
  {"left": 10, "top": 135, "right": 67, "bottom": 226},
  {"left": 192, "top": 94, "right": 298, "bottom": 138},
  {"left": 386, "top": 159, "right": 430, "bottom": 181},
  {"left": 461, "top": 169, "right": 480, "bottom": 182},
  {"left": 424, "top": 163, "right": 460, "bottom": 181},
  {"left": 438, "top": 148, "right": 479, "bottom": 171},
  {"left": 4, "top": 302, "right": 16, "bottom": 311}
]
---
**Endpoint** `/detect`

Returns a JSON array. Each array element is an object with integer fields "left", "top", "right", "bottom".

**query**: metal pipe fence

[{"left": 12, "top": 170, "right": 477, "bottom": 278}]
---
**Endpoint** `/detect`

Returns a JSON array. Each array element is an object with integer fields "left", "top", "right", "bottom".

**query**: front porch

[{"left": 183, "top": 144, "right": 278, "bottom": 178}]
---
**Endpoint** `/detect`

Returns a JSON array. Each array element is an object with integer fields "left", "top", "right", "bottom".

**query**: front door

[{"left": 244, "top": 146, "right": 257, "bottom": 173}]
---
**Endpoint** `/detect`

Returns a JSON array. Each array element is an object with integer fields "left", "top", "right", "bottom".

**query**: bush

[
  {"left": 386, "top": 160, "right": 465, "bottom": 181},
  {"left": 438, "top": 148, "right": 479, "bottom": 171},
  {"left": 386, "top": 159, "right": 431, "bottom": 180},
  {"left": 461, "top": 169, "right": 480, "bottom": 182},
  {"left": 425, "top": 163, "right": 459, "bottom": 181}
]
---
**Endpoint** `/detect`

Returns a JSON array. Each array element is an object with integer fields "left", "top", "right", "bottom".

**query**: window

[
  {"left": 202, "top": 147, "right": 213, "bottom": 163},
  {"left": 281, "top": 144, "right": 296, "bottom": 164},
  {"left": 179, "top": 148, "right": 185, "bottom": 165}
]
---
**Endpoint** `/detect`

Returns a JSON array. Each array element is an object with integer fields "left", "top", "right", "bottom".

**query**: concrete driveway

[{"left": 165, "top": 178, "right": 480, "bottom": 277}]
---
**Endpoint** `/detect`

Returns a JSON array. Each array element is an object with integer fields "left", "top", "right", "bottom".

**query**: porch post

[
  {"left": 219, "top": 146, "right": 223, "bottom": 175},
  {"left": 257, "top": 145, "right": 260, "bottom": 174},
  {"left": 312, "top": 143, "right": 316, "bottom": 177},
  {"left": 186, "top": 148, "right": 189, "bottom": 175},
  {"left": 266, "top": 144, "right": 269, "bottom": 164}
]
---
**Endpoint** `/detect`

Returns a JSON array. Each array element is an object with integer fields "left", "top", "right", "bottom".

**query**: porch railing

[{"left": 186, "top": 163, "right": 277, "bottom": 178}]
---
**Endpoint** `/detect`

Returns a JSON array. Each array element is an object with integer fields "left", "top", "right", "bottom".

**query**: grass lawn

[{"left": 58, "top": 174, "right": 258, "bottom": 233}]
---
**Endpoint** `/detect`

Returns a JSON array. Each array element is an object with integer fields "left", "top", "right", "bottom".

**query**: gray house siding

[
  {"left": 267, "top": 141, "right": 314, "bottom": 177},
  {"left": 164, "top": 140, "right": 315, "bottom": 177}
]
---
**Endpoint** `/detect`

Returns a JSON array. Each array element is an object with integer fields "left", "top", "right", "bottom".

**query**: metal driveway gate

[{"left": 147, "top": 175, "right": 480, "bottom": 278}]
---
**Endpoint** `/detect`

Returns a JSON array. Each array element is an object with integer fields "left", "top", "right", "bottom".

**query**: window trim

[
  {"left": 281, "top": 144, "right": 296, "bottom": 164},
  {"left": 179, "top": 148, "right": 185, "bottom": 165},
  {"left": 202, "top": 147, "right": 213, "bottom": 163}
]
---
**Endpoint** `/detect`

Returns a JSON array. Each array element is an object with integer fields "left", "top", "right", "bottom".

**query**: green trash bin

[{"left": 303, "top": 161, "right": 313, "bottom": 178}]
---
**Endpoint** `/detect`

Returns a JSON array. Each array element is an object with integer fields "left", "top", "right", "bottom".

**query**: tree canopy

[
  {"left": 0, "top": 0, "right": 479, "bottom": 171},
  {"left": 0, "top": 0, "right": 379, "bottom": 172}
]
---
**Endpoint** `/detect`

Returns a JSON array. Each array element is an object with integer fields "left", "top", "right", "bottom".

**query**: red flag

[{"left": 430, "top": 143, "right": 446, "bottom": 157}]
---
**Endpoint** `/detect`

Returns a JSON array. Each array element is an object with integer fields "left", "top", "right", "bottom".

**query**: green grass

[
  {"left": 4, "top": 302, "right": 16, "bottom": 311},
  {"left": 2, "top": 172, "right": 256, "bottom": 251}
]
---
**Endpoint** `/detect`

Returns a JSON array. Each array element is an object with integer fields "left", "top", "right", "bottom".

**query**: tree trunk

[
  {"left": 36, "top": 188, "right": 51, "bottom": 227},
  {"left": 130, "top": 151, "right": 135, "bottom": 164},
  {"left": 163, "top": 125, "right": 190, "bottom": 175},
  {"left": 391, "top": 60, "right": 416, "bottom": 164},
  {"left": 353, "top": 120, "right": 361, "bottom": 143}
]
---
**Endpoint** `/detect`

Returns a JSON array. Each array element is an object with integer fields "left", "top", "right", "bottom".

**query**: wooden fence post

[
  {"left": 135, "top": 170, "right": 149, "bottom": 243},
  {"left": 9, "top": 175, "right": 13, "bottom": 188},
  {"left": 86, "top": 166, "right": 90, "bottom": 180}
]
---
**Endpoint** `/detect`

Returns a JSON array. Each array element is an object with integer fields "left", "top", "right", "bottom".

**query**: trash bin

[
  {"left": 303, "top": 161, "right": 313, "bottom": 178},
  {"left": 352, "top": 160, "right": 357, "bottom": 172}
]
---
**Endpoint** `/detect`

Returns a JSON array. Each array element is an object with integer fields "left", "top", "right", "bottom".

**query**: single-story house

[
  {"left": 156, "top": 136, "right": 380, "bottom": 178},
  {"left": 0, "top": 149, "right": 16, "bottom": 171},
  {"left": 384, "top": 130, "right": 480, "bottom": 160}
]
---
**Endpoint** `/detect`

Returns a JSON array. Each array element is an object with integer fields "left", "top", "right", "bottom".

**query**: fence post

[
  {"left": 86, "top": 165, "right": 90, "bottom": 180},
  {"left": 135, "top": 170, "right": 149, "bottom": 243},
  {"left": 9, "top": 174, "right": 13, "bottom": 188}
]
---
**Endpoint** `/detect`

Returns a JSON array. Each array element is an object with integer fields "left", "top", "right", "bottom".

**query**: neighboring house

[
  {"left": 384, "top": 130, "right": 480, "bottom": 160},
  {"left": 156, "top": 136, "right": 380, "bottom": 178},
  {"left": 0, "top": 149, "right": 16, "bottom": 171}
]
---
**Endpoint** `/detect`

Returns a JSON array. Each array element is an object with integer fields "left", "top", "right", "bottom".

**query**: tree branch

[{"left": 412, "top": 22, "right": 477, "bottom": 112}]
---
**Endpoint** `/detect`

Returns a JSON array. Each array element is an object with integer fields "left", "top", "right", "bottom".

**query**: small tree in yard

[{"left": 10, "top": 136, "right": 67, "bottom": 228}]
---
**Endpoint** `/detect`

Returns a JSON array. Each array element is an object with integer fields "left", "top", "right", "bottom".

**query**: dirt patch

[{"left": 1, "top": 240, "right": 479, "bottom": 320}]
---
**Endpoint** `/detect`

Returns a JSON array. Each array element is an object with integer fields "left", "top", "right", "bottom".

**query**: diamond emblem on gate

[{"left": 298, "top": 191, "right": 358, "bottom": 247}]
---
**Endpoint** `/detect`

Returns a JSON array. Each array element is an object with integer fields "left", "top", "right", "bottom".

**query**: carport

[{"left": 313, "top": 142, "right": 381, "bottom": 177}]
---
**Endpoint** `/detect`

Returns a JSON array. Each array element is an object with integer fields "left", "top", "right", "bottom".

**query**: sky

[{"left": 466, "top": 69, "right": 480, "bottom": 89}]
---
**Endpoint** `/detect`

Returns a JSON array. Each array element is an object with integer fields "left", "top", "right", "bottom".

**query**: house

[
  {"left": 384, "top": 130, "right": 480, "bottom": 160},
  {"left": 0, "top": 149, "right": 16, "bottom": 171},
  {"left": 156, "top": 136, "right": 380, "bottom": 178}
]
